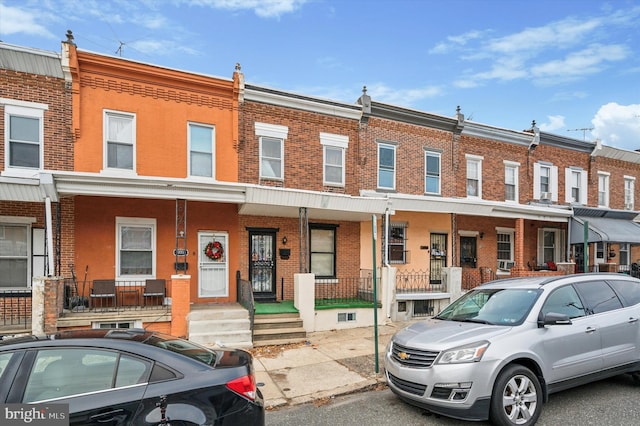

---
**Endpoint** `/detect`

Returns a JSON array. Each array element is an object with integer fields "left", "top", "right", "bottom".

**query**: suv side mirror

[{"left": 537, "top": 311, "right": 572, "bottom": 328}]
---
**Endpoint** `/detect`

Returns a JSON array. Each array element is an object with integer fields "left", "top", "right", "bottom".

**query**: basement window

[{"left": 337, "top": 312, "right": 356, "bottom": 322}]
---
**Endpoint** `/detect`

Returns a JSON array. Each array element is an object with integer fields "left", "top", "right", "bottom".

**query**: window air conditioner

[
  {"left": 540, "top": 192, "right": 552, "bottom": 201},
  {"left": 625, "top": 203, "right": 634, "bottom": 210}
]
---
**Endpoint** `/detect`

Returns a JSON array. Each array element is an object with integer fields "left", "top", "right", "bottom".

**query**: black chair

[
  {"left": 143, "top": 279, "right": 166, "bottom": 306},
  {"left": 90, "top": 280, "right": 116, "bottom": 311}
]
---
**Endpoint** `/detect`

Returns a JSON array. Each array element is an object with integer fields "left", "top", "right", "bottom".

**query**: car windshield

[
  {"left": 143, "top": 334, "right": 218, "bottom": 366},
  {"left": 436, "top": 288, "right": 542, "bottom": 326}
]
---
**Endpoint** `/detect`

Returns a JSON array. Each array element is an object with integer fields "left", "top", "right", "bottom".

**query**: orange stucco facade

[{"left": 66, "top": 43, "right": 242, "bottom": 304}]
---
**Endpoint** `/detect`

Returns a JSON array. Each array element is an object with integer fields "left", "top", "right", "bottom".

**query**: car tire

[{"left": 490, "top": 364, "right": 542, "bottom": 426}]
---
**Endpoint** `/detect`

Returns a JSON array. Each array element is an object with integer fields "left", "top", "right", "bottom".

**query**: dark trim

[
  {"left": 390, "top": 387, "right": 490, "bottom": 422},
  {"left": 245, "top": 227, "right": 279, "bottom": 232},
  {"left": 309, "top": 223, "right": 338, "bottom": 279},
  {"left": 540, "top": 131, "right": 595, "bottom": 153},
  {"left": 546, "top": 362, "right": 640, "bottom": 395},
  {"left": 368, "top": 101, "right": 461, "bottom": 134}
]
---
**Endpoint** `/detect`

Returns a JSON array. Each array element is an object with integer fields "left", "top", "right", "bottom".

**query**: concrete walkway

[{"left": 252, "top": 320, "right": 418, "bottom": 408}]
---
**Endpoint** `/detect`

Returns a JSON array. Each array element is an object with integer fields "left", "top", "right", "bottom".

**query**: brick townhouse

[{"left": 0, "top": 42, "right": 74, "bottom": 328}]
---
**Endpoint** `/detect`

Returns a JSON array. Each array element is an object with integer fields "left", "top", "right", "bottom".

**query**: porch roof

[
  {"left": 52, "top": 172, "right": 246, "bottom": 203},
  {"left": 360, "top": 191, "right": 572, "bottom": 222},
  {"left": 570, "top": 208, "right": 640, "bottom": 244},
  {"left": 0, "top": 173, "right": 58, "bottom": 202},
  {"left": 240, "top": 186, "right": 389, "bottom": 221}
]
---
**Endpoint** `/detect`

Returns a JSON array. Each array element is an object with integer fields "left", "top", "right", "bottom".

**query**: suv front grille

[
  {"left": 387, "top": 372, "right": 427, "bottom": 396},
  {"left": 391, "top": 342, "right": 439, "bottom": 368}
]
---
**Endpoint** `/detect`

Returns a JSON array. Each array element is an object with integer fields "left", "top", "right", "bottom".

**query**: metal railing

[
  {"left": 64, "top": 279, "right": 169, "bottom": 312},
  {"left": 0, "top": 290, "right": 32, "bottom": 330},
  {"left": 395, "top": 269, "right": 448, "bottom": 294},
  {"left": 236, "top": 271, "right": 255, "bottom": 340},
  {"left": 314, "top": 276, "right": 380, "bottom": 307}
]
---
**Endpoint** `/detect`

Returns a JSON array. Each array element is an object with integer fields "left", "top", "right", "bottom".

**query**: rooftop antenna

[
  {"left": 115, "top": 41, "right": 125, "bottom": 56},
  {"left": 567, "top": 127, "right": 593, "bottom": 141}
]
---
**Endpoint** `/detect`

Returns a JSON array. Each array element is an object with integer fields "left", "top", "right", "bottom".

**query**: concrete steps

[
  {"left": 188, "top": 304, "right": 252, "bottom": 349},
  {"left": 253, "top": 313, "right": 307, "bottom": 347}
]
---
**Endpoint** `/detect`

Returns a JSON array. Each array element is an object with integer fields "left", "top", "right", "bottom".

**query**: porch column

[
  {"left": 170, "top": 275, "right": 191, "bottom": 338},
  {"left": 514, "top": 218, "right": 525, "bottom": 274}
]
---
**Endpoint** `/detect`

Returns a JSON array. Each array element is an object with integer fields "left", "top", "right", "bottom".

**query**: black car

[{"left": 0, "top": 328, "right": 264, "bottom": 425}]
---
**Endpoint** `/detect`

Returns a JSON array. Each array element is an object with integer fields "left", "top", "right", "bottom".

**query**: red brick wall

[
  {"left": 238, "top": 100, "right": 361, "bottom": 195},
  {"left": 589, "top": 155, "right": 640, "bottom": 210},
  {"left": 358, "top": 117, "right": 456, "bottom": 195},
  {"left": 238, "top": 215, "right": 360, "bottom": 301},
  {"left": 0, "top": 69, "right": 73, "bottom": 172}
]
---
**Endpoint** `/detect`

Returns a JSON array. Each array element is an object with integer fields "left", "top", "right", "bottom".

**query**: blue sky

[{"left": 2, "top": 0, "right": 640, "bottom": 150}]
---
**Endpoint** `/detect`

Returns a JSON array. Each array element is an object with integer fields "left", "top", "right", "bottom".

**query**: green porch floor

[{"left": 254, "top": 300, "right": 298, "bottom": 315}]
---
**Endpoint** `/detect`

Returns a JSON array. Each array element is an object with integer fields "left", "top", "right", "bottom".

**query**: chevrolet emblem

[{"left": 398, "top": 352, "right": 410, "bottom": 360}]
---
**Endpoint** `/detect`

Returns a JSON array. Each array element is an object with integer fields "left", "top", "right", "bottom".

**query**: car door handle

[
  {"left": 585, "top": 326, "right": 597, "bottom": 333},
  {"left": 629, "top": 317, "right": 639, "bottom": 323},
  {"left": 90, "top": 408, "right": 125, "bottom": 422}
]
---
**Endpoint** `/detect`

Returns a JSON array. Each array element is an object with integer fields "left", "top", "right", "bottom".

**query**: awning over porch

[
  {"left": 570, "top": 207, "right": 640, "bottom": 244},
  {"left": 0, "top": 173, "right": 58, "bottom": 202}
]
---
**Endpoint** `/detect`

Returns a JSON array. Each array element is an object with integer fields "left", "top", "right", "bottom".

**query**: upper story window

[
  {"left": 466, "top": 154, "right": 483, "bottom": 198},
  {"left": 425, "top": 150, "right": 441, "bottom": 195},
  {"left": 598, "top": 172, "right": 610, "bottom": 208},
  {"left": 255, "top": 122, "right": 288, "bottom": 180},
  {"left": 116, "top": 217, "right": 155, "bottom": 279},
  {"left": 104, "top": 110, "right": 135, "bottom": 171},
  {"left": 3, "top": 101, "right": 46, "bottom": 172},
  {"left": 565, "top": 168, "right": 587, "bottom": 205},
  {"left": 378, "top": 142, "right": 396, "bottom": 190},
  {"left": 388, "top": 223, "right": 407, "bottom": 264},
  {"left": 188, "top": 123, "right": 215, "bottom": 178},
  {"left": 320, "top": 132, "right": 348, "bottom": 187},
  {"left": 624, "top": 176, "right": 635, "bottom": 210},
  {"left": 310, "top": 224, "right": 336, "bottom": 279},
  {"left": 533, "top": 162, "right": 558, "bottom": 202},
  {"left": 504, "top": 161, "right": 519, "bottom": 202}
]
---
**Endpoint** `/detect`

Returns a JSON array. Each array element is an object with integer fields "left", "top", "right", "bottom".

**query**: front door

[
  {"left": 198, "top": 232, "right": 228, "bottom": 298},
  {"left": 430, "top": 233, "right": 447, "bottom": 284},
  {"left": 249, "top": 230, "right": 277, "bottom": 301}
]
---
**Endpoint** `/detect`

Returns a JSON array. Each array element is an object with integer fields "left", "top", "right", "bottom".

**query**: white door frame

[{"left": 198, "top": 231, "right": 229, "bottom": 298}]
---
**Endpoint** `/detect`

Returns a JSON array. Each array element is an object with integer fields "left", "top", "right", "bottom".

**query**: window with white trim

[
  {"left": 378, "top": 143, "right": 396, "bottom": 190},
  {"left": 388, "top": 223, "right": 407, "bottom": 264},
  {"left": 255, "top": 122, "right": 288, "bottom": 180},
  {"left": 425, "top": 150, "right": 441, "bottom": 195},
  {"left": 310, "top": 224, "right": 336, "bottom": 278},
  {"left": 3, "top": 102, "right": 45, "bottom": 171},
  {"left": 533, "top": 162, "right": 558, "bottom": 201},
  {"left": 504, "top": 161, "right": 519, "bottom": 202},
  {"left": 565, "top": 168, "right": 587, "bottom": 204},
  {"left": 188, "top": 122, "right": 215, "bottom": 178},
  {"left": 537, "top": 228, "right": 565, "bottom": 264},
  {"left": 104, "top": 110, "right": 135, "bottom": 171},
  {"left": 624, "top": 176, "right": 635, "bottom": 210},
  {"left": 0, "top": 223, "right": 30, "bottom": 288},
  {"left": 321, "top": 132, "right": 348, "bottom": 186},
  {"left": 116, "top": 217, "right": 155, "bottom": 279},
  {"left": 497, "top": 230, "right": 514, "bottom": 262},
  {"left": 598, "top": 172, "right": 610, "bottom": 208},
  {"left": 466, "top": 155, "right": 483, "bottom": 198}
]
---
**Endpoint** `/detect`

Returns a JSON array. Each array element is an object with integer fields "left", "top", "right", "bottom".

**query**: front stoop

[
  {"left": 253, "top": 313, "right": 307, "bottom": 347},
  {"left": 188, "top": 304, "right": 252, "bottom": 349}
]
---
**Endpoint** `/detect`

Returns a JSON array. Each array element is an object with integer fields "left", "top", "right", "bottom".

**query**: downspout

[
  {"left": 45, "top": 197, "right": 55, "bottom": 276},
  {"left": 384, "top": 204, "right": 392, "bottom": 320}
]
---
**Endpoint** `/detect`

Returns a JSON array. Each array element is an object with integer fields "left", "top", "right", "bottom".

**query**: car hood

[{"left": 393, "top": 318, "right": 510, "bottom": 349}]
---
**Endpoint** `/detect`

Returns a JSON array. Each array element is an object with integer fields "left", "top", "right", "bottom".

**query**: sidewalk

[{"left": 251, "top": 320, "right": 417, "bottom": 409}]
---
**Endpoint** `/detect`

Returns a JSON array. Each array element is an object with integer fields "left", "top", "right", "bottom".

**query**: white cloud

[
  {"left": 367, "top": 83, "right": 444, "bottom": 106},
  {"left": 0, "top": 4, "right": 56, "bottom": 38},
  {"left": 184, "top": 0, "right": 308, "bottom": 18},
  {"left": 539, "top": 115, "right": 565, "bottom": 132},
  {"left": 591, "top": 103, "right": 640, "bottom": 150},
  {"left": 531, "top": 44, "right": 629, "bottom": 83}
]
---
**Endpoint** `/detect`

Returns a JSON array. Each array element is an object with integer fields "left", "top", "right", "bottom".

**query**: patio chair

[
  {"left": 90, "top": 279, "right": 116, "bottom": 311},
  {"left": 143, "top": 279, "right": 166, "bottom": 306}
]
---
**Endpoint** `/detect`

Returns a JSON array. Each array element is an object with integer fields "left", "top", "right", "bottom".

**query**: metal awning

[{"left": 570, "top": 216, "right": 640, "bottom": 244}]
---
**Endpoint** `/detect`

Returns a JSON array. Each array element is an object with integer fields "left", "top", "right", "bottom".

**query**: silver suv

[{"left": 384, "top": 273, "right": 640, "bottom": 426}]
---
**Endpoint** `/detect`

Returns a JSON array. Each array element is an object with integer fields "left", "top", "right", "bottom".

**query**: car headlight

[{"left": 437, "top": 341, "right": 490, "bottom": 364}]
